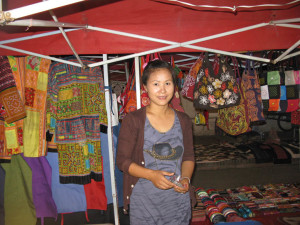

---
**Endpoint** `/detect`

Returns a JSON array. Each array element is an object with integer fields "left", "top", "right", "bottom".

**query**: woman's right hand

[{"left": 148, "top": 170, "right": 175, "bottom": 190}]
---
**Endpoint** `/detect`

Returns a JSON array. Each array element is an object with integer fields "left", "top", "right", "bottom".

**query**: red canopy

[{"left": 0, "top": 0, "right": 299, "bottom": 56}]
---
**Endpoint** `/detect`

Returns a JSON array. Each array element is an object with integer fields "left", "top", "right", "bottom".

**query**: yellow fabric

[
  {"left": 23, "top": 110, "right": 40, "bottom": 157},
  {"left": 37, "top": 72, "right": 48, "bottom": 91},
  {"left": 4, "top": 129, "right": 18, "bottom": 149}
]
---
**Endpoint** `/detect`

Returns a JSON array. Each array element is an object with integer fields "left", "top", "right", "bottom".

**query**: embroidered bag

[
  {"left": 193, "top": 53, "right": 240, "bottom": 110},
  {"left": 181, "top": 54, "right": 204, "bottom": 100},
  {"left": 118, "top": 64, "right": 139, "bottom": 116},
  {"left": 170, "top": 56, "right": 185, "bottom": 112},
  {"left": 216, "top": 58, "right": 251, "bottom": 136},
  {"left": 242, "top": 56, "right": 265, "bottom": 124}
]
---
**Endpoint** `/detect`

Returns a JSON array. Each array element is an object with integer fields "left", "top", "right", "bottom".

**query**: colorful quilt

[
  {"left": 7, "top": 56, "right": 51, "bottom": 157},
  {"left": 0, "top": 56, "right": 26, "bottom": 160},
  {"left": 47, "top": 58, "right": 106, "bottom": 184}
]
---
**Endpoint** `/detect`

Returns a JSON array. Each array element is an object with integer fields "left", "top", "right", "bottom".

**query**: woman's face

[{"left": 144, "top": 68, "right": 174, "bottom": 107}]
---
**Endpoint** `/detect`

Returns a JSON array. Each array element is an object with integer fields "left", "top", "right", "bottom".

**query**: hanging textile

[
  {"left": 101, "top": 124, "right": 123, "bottom": 207},
  {"left": 0, "top": 56, "right": 26, "bottom": 124},
  {"left": 22, "top": 154, "right": 58, "bottom": 223},
  {"left": 46, "top": 152, "right": 87, "bottom": 213},
  {"left": 47, "top": 57, "right": 106, "bottom": 184},
  {"left": 7, "top": 56, "right": 51, "bottom": 157},
  {"left": 0, "top": 165, "right": 4, "bottom": 225},
  {"left": 1, "top": 154, "right": 36, "bottom": 225},
  {"left": 0, "top": 56, "right": 26, "bottom": 160}
]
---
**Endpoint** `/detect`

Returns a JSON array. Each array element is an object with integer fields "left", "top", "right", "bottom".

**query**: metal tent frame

[{"left": 0, "top": 1, "right": 300, "bottom": 224}]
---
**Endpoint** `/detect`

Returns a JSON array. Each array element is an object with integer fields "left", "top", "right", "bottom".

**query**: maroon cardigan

[{"left": 116, "top": 107, "right": 195, "bottom": 213}]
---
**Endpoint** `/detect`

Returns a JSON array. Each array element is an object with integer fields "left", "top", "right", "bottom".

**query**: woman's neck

[{"left": 146, "top": 104, "right": 171, "bottom": 116}]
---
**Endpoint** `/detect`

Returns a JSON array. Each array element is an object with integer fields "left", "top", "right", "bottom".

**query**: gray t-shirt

[{"left": 129, "top": 113, "right": 191, "bottom": 225}]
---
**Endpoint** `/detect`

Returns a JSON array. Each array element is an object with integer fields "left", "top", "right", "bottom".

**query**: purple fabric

[{"left": 22, "top": 154, "right": 57, "bottom": 220}]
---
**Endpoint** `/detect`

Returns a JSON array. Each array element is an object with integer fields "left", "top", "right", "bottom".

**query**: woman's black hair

[{"left": 142, "top": 59, "right": 176, "bottom": 85}]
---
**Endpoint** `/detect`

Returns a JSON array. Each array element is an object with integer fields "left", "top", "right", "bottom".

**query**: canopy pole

[
  {"left": 125, "top": 62, "right": 129, "bottom": 82},
  {"left": 135, "top": 56, "right": 141, "bottom": 109},
  {"left": 103, "top": 54, "right": 120, "bottom": 225},
  {"left": 273, "top": 39, "right": 300, "bottom": 64},
  {"left": 6, "top": 19, "right": 86, "bottom": 28},
  {"left": 3, "top": 0, "right": 85, "bottom": 20},
  {"left": 275, "top": 24, "right": 300, "bottom": 29},
  {"left": 50, "top": 10, "right": 85, "bottom": 68},
  {"left": 0, "top": 28, "right": 80, "bottom": 45},
  {"left": 271, "top": 18, "right": 300, "bottom": 24},
  {"left": 88, "top": 22, "right": 270, "bottom": 67},
  {"left": 88, "top": 22, "right": 268, "bottom": 47},
  {"left": 0, "top": 44, "right": 82, "bottom": 67},
  {"left": 282, "top": 51, "right": 300, "bottom": 61}
]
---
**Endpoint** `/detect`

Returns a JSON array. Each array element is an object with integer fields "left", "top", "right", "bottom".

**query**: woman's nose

[{"left": 160, "top": 85, "right": 166, "bottom": 93}]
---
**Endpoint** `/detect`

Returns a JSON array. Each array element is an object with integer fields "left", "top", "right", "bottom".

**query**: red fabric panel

[{"left": 84, "top": 178, "right": 107, "bottom": 210}]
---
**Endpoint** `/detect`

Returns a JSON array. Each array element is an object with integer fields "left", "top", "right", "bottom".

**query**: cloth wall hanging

[
  {"left": 1, "top": 155, "right": 36, "bottom": 225},
  {"left": 0, "top": 165, "right": 5, "bottom": 225},
  {"left": 47, "top": 57, "right": 106, "bottom": 184},
  {"left": 0, "top": 56, "right": 26, "bottom": 124},
  {"left": 193, "top": 53, "right": 241, "bottom": 110},
  {"left": 100, "top": 125, "right": 123, "bottom": 207},
  {"left": 22, "top": 155, "right": 58, "bottom": 223},
  {"left": 7, "top": 56, "right": 51, "bottom": 157},
  {"left": 46, "top": 152, "right": 87, "bottom": 213},
  {"left": 0, "top": 56, "right": 26, "bottom": 160}
]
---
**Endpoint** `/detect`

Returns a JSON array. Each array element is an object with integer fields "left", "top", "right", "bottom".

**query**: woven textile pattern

[
  {"left": 7, "top": 56, "right": 51, "bottom": 157},
  {"left": 47, "top": 58, "right": 106, "bottom": 184},
  {"left": 0, "top": 56, "right": 26, "bottom": 124},
  {"left": 0, "top": 57, "right": 26, "bottom": 160},
  {"left": 242, "top": 71, "right": 264, "bottom": 123}
]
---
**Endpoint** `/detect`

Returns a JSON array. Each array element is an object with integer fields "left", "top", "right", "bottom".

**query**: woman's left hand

[{"left": 173, "top": 177, "right": 189, "bottom": 194}]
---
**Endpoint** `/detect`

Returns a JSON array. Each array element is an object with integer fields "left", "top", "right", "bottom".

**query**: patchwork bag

[
  {"left": 216, "top": 58, "right": 251, "bottom": 136},
  {"left": 181, "top": 54, "right": 204, "bottom": 100},
  {"left": 241, "top": 57, "right": 265, "bottom": 124},
  {"left": 193, "top": 54, "right": 240, "bottom": 110},
  {"left": 260, "top": 69, "right": 299, "bottom": 112}
]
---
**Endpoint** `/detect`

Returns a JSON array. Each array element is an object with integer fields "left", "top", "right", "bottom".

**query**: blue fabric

[
  {"left": 101, "top": 124, "right": 123, "bottom": 206},
  {"left": 0, "top": 165, "right": 5, "bottom": 225},
  {"left": 280, "top": 85, "right": 287, "bottom": 100},
  {"left": 46, "top": 152, "right": 87, "bottom": 213}
]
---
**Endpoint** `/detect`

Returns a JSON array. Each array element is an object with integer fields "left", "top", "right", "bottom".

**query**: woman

[{"left": 116, "top": 59, "right": 195, "bottom": 225}]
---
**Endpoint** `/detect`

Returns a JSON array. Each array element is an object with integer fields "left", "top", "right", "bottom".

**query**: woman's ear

[{"left": 143, "top": 84, "right": 148, "bottom": 92}]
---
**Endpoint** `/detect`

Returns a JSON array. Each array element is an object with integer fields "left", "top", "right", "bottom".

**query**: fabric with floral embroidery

[
  {"left": 193, "top": 54, "right": 240, "bottom": 110},
  {"left": 47, "top": 57, "right": 106, "bottom": 184}
]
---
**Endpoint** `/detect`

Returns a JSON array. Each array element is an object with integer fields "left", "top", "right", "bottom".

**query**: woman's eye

[
  {"left": 153, "top": 83, "right": 159, "bottom": 86},
  {"left": 166, "top": 82, "right": 171, "bottom": 85}
]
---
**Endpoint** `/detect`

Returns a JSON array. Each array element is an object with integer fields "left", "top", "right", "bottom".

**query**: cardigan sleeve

[
  {"left": 181, "top": 113, "right": 195, "bottom": 162},
  {"left": 116, "top": 113, "right": 138, "bottom": 174}
]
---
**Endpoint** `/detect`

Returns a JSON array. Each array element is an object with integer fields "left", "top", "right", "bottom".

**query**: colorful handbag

[
  {"left": 193, "top": 53, "right": 240, "bottom": 110},
  {"left": 216, "top": 58, "right": 251, "bottom": 136},
  {"left": 260, "top": 69, "right": 299, "bottom": 112},
  {"left": 241, "top": 56, "right": 265, "bottom": 124},
  {"left": 181, "top": 54, "right": 204, "bottom": 100}
]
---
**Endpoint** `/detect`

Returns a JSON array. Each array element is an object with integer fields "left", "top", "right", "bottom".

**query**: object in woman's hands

[{"left": 169, "top": 175, "right": 183, "bottom": 188}]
